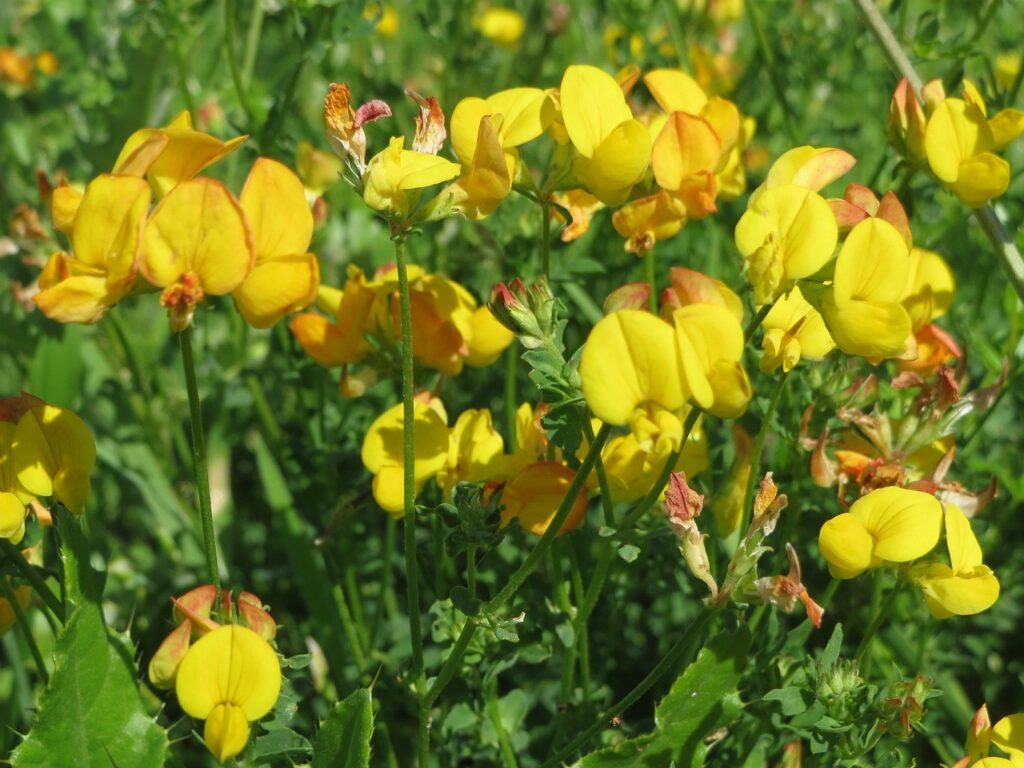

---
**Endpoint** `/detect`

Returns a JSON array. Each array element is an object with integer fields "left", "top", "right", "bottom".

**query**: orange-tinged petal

[
  {"left": 643, "top": 68, "right": 708, "bottom": 115},
  {"left": 233, "top": 252, "right": 320, "bottom": 328},
  {"left": 289, "top": 314, "right": 350, "bottom": 366},
  {"left": 175, "top": 624, "right": 281, "bottom": 721},
  {"left": 579, "top": 310, "right": 684, "bottom": 425},
  {"left": 500, "top": 461, "right": 587, "bottom": 536},
  {"left": 764, "top": 146, "right": 856, "bottom": 191},
  {"left": 561, "top": 64, "right": 634, "bottom": 157},
  {"left": 112, "top": 132, "right": 170, "bottom": 177},
  {"left": 652, "top": 112, "right": 721, "bottom": 191},
  {"left": 240, "top": 158, "right": 314, "bottom": 261},
  {"left": 141, "top": 177, "right": 254, "bottom": 294}
]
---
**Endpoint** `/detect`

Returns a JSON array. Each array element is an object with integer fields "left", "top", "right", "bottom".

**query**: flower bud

[
  {"left": 237, "top": 592, "right": 277, "bottom": 642},
  {"left": 488, "top": 280, "right": 544, "bottom": 346},
  {"left": 887, "top": 77, "right": 927, "bottom": 163},
  {"left": 148, "top": 620, "right": 192, "bottom": 690}
]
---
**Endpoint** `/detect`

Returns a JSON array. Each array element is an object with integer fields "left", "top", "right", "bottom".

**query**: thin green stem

[
  {"left": 424, "top": 424, "right": 612, "bottom": 710},
  {"left": 743, "top": 302, "right": 772, "bottom": 341},
  {"left": 467, "top": 546, "right": 477, "bottom": 598},
  {"left": 644, "top": 249, "right": 658, "bottom": 314},
  {"left": 504, "top": 347, "right": 517, "bottom": 452},
  {"left": 1, "top": 538, "right": 64, "bottom": 623},
  {"left": 853, "top": 0, "right": 1024, "bottom": 305},
  {"left": 394, "top": 236, "right": 429, "bottom": 765},
  {"left": 540, "top": 199, "right": 552, "bottom": 280},
  {"left": 539, "top": 604, "right": 722, "bottom": 768},
  {"left": 241, "top": 0, "right": 265, "bottom": 86},
  {"left": 486, "top": 675, "right": 520, "bottom": 768},
  {"left": 855, "top": 575, "right": 900, "bottom": 666},
  {"left": 738, "top": 373, "right": 788, "bottom": 536},
  {"left": 178, "top": 325, "right": 221, "bottom": 590},
  {"left": 224, "top": 0, "right": 256, "bottom": 127},
  {"left": 0, "top": 575, "right": 48, "bottom": 685},
  {"left": 567, "top": 542, "right": 591, "bottom": 709},
  {"left": 745, "top": 0, "right": 799, "bottom": 144},
  {"left": 582, "top": 419, "right": 616, "bottom": 527}
]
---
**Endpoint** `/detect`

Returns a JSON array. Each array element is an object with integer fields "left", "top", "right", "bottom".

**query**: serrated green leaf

[
  {"left": 580, "top": 629, "right": 749, "bottom": 767},
  {"left": 312, "top": 688, "right": 373, "bottom": 768},
  {"left": 11, "top": 605, "right": 168, "bottom": 768}
]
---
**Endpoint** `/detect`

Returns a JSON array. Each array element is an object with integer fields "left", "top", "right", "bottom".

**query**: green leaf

[
  {"left": 763, "top": 687, "right": 809, "bottom": 716},
  {"left": 580, "top": 629, "right": 750, "bottom": 767},
  {"left": 312, "top": 688, "right": 374, "bottom": 768},
  {"left": 28, "top": 326, "right": 85, "bottom": 408},
  {"left": 11, "top": 605, "right": 168, "bottom": 768},
  {"left": 820, "top": 623, "right": 844, "bottom": 668}
]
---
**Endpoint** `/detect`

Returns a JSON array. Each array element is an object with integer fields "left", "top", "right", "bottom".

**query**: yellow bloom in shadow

[
  {"left": 673, "top": 303, "right": 751, "bottom": 418},
  {"left": 818, "top": 486, "right": 942, "bottom": 579},
  {"left": 176, "top": 625, "right": 281, "bottom": 764},
  {"left": 361, "top": 398, "right": 449, "bottom": 516},
  {"left": 913, "top": 504, "right": 999, "bottom": 618},
  {"left": 760, "top": 285, "right": 834, "bottom": 373},
  {"left": 12, "top": 402, "right": 96, "bottom": 515},
  {"left": 500, "top": 461, "right": 587, "bottom": 536},
  {"left": 233, "top": 158, "right": 320, "bottom": 328},
  {"left": 437, "top": 409, "right": 506, "bottom": 498}
]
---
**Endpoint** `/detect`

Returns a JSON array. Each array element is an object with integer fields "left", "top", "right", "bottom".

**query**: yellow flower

[
  {"left": 296, "top": 141, "right": 343, "bottom": 199},
  {"left": 176, "top": 625, "right": 281, "bottom": 764},
  {"left": 913, "top": 504, "right": 999, "bottom": 618},
  {"left": 990, "top": 713, "right": 1024, "bottom": 765},
  {"left": 35, "top": 174, "right": 151, "bottom": 324},
  {"left": 888, "top": 77, "right": 928, "bottom": 164},
  {"left": 611, "top": 189, "right": 686, "bottom": 256},
  {"left": 734, "top": 183, "right": 838, "bottom": 305},
  {"left": 290, "top": 266, "right": 379, "bottom": 369},
  {"left": 360, "top": 398, "right": 449, "bottom": 516},
  {"left": 820, "top": 217, "right": 914, "bottom": 360},
  {"left": 661, "top": 267, "right": 744, "bottom": 321},
  {"left": 363, "top": 3, "right": 399, "bottom": 37},
  {"left": 924, "top": 81, "right": 1024, "bottom": 207},
  {"left": 1, "top": 411, "right": 37, "bottom": 542},
  {"left": 579, "top": 309, "right": 685, "bottom": 426},
  {"left": 500, "top": 461, "right": 587, "bottom": 536},
  {"left": 140, "top": 177, "right": 255, "bottom": 331},
  {"left": 559, "top": 65, "right": 651, "bottom": 205},
  {"left": 902, "top": 246, "right": 954, "bottom": 332},
  {"left": 600, "top": 404, "right": 707, "bottom": 503},
  {"left": 113, "top": 110, "right": 247, "bottom": 198},
  {"left": 474, "top": 7, "right": 526, "bottom": 46},
  {"left": 12, "top": 401, "right": 96, "bottom": 516},
  {"left": 362, "top": 136, "right": 461, "bottom": 217},
  {"left": 757, "top": 145, "right": 856, "bottom": 195},
  {"left": 818, "top": 486, "right": 942, "bottom": 580},
  {"left": 759, "top": 286, "right": 835, "bottom": 373},
  {"left": 436, "top": 409, "right": 506, "bottom": 497},
  {"left": 232, "top": 158, "right": 320, "bottom": 328},
  {"left": 673, "top": 304, "right": 751, "bottom": 418}
]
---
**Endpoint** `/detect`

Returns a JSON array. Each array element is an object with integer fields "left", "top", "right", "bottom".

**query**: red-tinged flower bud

[
  {"left": 237, "top": 592, "right": 277, "bottom": 642},
  {"left": 488, "top": 280, "right": 544, "bottom": 345},
  {"left": 148, "top": 619, "right": 192, "bottom": 690},
  {"left": 603, "top": 282, "right": 651, "bottom": 314},
  {"left": 172, "top": 585, "right": 222, "bottom": 636},
  {"left": 887, "top": 77, "right": 927, "bottom": 163}
]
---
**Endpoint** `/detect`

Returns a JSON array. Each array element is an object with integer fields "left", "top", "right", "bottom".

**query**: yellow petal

[
  {"left": 465, "top": 305, "right": 514, "bottom": 366},
  {"left": 360, "top": 401, "right": 449, "bottom": 479},
  {"left": 925, "top": 98, "right": 993, "bottom": 183},
  {"left": 289, "top": 314, "right": 350, "bottom": 367},
  {"left": 850, "top": 486, "right": 942, "bottom": 563},
  {"left": 704, "top": 361, "right": 752, "bottom": 419},
  {"left": 575, "top": 118, "right": 651, "bottom": 205},
  {"left": 992, "top": 715, "right": 1024, "bottom": 756},
  {"left": 500, "top": 461, "right": 587, "bottom": 536},
  {"left": 989, "top": 107, "right": 1024, "bottom": 151},
  {"left": 0, "top": 492, "right": 27, "bottom": 542},
  {"left": 50, "top": 184, "right": 84, "bottom": 235},
  {"left": 579, "top": 310, "right": 684, "bottom": 425},
  {"left": 672, "top": 303, "right": 745, "bottom": 414},
  {"left": 949, "top": 152, "right": 1010, "bottom": 208},
  {"left": 943, "top": 503, "right": 983, "bottom": 573},
  {"left": 34, "top": 274, "right": 114, "bottom": 324},
  {"left": 832, "top": 217, "right": 910, "bottom": 304},
  {"left": 450, "top": 97, "right": 491, "bottom": 164},
  {"left": 560, "top": 64, "right": 634, "bottom": 157},
  {"left": 643, "top": 68, "right": 708, "bottom": 115},
  {"left": 141, "top": 178, "right": 254, "bottom": 294},
  {"left": 902, "top": 247, "right": 954, "bottom": 329},
  {"left": 397, "top": 148, "right": 462, "bottom": 190},
  {"left": 701, "top": 97, "right": 740, "bottom": 156},
  {"left": 203, "top": 704, "right": 250, "bottom": 764},
  {"left": 175, "top": 624, "right": 282, "bottom": 720},
  {"left": 916, "top": 562, "right": 1000, "bottom": 618},
  {"left": 112, "top": 132, "right": 170, "bottom": 177},
  {"left": 821, "top": 295, "right": 912, "bottom": 359},
  {"left": 652, "top": 112, "right": 721, "bottom": 191},
  {"left": 13, "top": 404, "right": 96, "bottom": 514},
  {"left": 71, "top": 174, "right": 151, "bottom": 278},
  {"left": 233, "top": 253, "right": 320, "bottom": 329},
  {"left": 133, "top": 115, "right": 247, "bottom": 197},
  {"left": 372, "top": 465, "right": 408, "bottom": 516},
  {"left": 240, "top": 158, "right": 314, "bottom": 261},
  {"left": 818, "top": 512, "right": 874, "bottom": 579},
  {"left": 764, "top": 146, "right": 856, "bottom": 191},
  {"left": 486, "top": 87, "right": 554, "bottom": 147}
]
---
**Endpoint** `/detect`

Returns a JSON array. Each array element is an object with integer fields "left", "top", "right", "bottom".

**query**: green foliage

[
  {"left": 312, "top": 688, "right": 373, "bottom": 768},
  {"left": 10, "top": 605, "right": 168, "bottom": 768}
]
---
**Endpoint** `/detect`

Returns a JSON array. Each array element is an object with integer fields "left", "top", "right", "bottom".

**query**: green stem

[
  {"left": 504, "top": 347, "right": 517, "bottom": 452},
  {"left": 467, "top": 545, "right": 477, "bottom": 599},
  {"left": 241, "top": 0, "right": 265, "bottom": 86},
  {"left": 246, "top": 374, "right": 285, "bottom": 452},
  {"left": 0, "top": 575, "right": 48, "bottom": 684},
  {"left": 224, "top": 0, "right": 256, "bottom": 127},
  {"left": 567, "top": 542, "right": 591, "bottom": 709},
  {"left": 1, "top": 539, "right": 64, "bottom": 623},
  {"left": 424, "top": 424, "right": 612, "bottom": 710},
  {"left": 394, "top": 236, "right": 429, "bottom": 765},
  {"left": 538, "top": 604, "right": 722, "bottom": 768},
  {"left": 178, "top": 325, "right": 221, "bottom": 590},
  {"left": 540, "top": 198, "right": 552, "bottom": 280},
  {"left": 582, "top": 419, "right": 616, "bottom": 527},
  {"left": 745, "top": 0, "right": 799, "bottom": 144},
  {"left": 644, "top": 249, "right": 658, "bottom": 314},
  {"left": 853, "top": 0, "right": 1024, "bottom": 305},
  {"left": 486, "top": 676, "right": 520, "bottom": 768},
  {"left": 743, "top": 302, "right": 772, "bottom": 341},
  {"left": 738, "top": 372, "right": 788, "bottom": 536}
]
